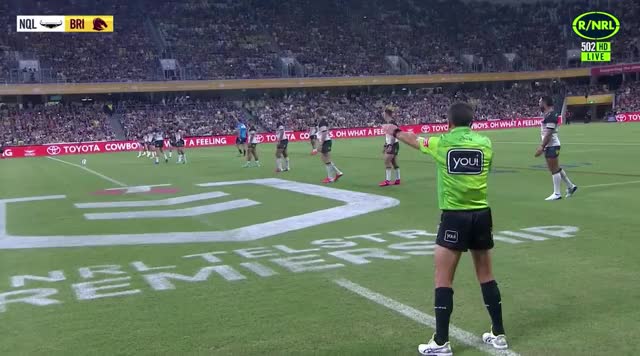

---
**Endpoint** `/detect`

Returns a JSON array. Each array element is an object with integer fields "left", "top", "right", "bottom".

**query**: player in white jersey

[
  {"left": 316, "top": 110, "right": 343, "bottom": 183},
  {"left": 145, "top": 132, "right": 154, "bottom": 158},
  {"left": 243, "top": 126, "right": 261, "bottom": 167},
  {"left": 170, "top": 129, "right": 186, "bottom": 164},
  {"left": 379, "top": 108, "right": 401, "bottom": 186},
  {"left": 309, "top": 117, "right": 319, "bottom": 155},
  {"left": 136, "top": 133, "right": 147, "bottom": 158},
  {"left": 274, "top": 122, "right": 290, "bottom": 172},
  {"left": 534, "top": 96, "right": 578, "bottom": 200},
  {"left": 165, "top": 130, "right": 173, "bottom": 160},
  {"left": 153, "top": 130, "right": 168, "bottom": 164}
]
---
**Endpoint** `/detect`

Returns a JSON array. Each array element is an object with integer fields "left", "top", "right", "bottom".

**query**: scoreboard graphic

[{"left": 16, "top": 15, "right": 114, "bottom": 32}]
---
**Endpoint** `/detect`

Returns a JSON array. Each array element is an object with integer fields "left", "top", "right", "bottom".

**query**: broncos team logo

[{"left": 92, "top": 17, "right": 108, "bottom": 31}]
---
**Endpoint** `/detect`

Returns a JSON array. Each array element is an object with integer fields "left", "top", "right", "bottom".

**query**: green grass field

[{"left": 1, "top": 124, "right": 640, "bottom": 356}]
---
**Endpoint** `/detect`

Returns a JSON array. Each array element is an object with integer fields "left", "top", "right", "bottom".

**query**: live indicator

[{"left": 581, "top": 52, "right": 611, "bottom": 62}]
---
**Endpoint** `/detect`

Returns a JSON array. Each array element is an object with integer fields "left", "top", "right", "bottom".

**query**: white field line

[
  {"left": 334, "top": 278, "right": 519, "bottom": 356},
  {"left": 581, "top": 180, "right": 640, "bottom": 189},
  {"left": 47, "top": 157, "right": 127, "bottom": 187}
]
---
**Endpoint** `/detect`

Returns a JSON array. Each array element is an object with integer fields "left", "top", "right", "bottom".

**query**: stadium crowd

[
  {"left": 0, "top": 103, "right": 114, "bottom": 145},
  {"left": 0, "top": 0, "right": 638, "bottom": 82},
  {"left": 120, "top": 98, "right": 247, "bottom": 138},
  {"left": 4, "top": 80, "right": 639, "bottom": 146}
]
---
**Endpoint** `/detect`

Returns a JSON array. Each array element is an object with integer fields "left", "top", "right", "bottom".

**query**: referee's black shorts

[{"left": 436, "top": 208, "right": 493, "bottom": 251}]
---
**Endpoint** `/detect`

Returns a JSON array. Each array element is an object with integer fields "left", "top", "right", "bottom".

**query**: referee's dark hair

[
  {"left": 541, "top": 95, "right": 554, "bottom": 107},
  {"left": 448, "top": 102, "right": 475, "bottom": 127}
]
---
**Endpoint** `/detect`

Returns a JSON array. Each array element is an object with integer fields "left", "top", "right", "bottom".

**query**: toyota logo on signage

[
  {"left": 255, "top": 134, "right": 264, "bottom": 143},
  {"left": 46, "top": 146, "right": 61, "bottom": 155},
  {"left": 421, "top": 125, "right": 431, "bottom": 133}
]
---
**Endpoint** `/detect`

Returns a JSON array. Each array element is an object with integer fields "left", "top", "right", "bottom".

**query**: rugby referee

[{"left": 383, "top": 102, "right": 508, "bottom": 355}]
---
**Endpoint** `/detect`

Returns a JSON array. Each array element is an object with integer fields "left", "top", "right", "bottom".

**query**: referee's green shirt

[{"left": 417, "top": 127, "right": 492, "bottom": 210}]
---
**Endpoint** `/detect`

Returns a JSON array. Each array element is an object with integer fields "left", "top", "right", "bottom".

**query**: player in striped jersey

[
  {"left": 275, "top": 122, "right": 290, "bottom": 172},
  {"left": 243, "top": 126, "right": 261, "bottom": 167},
  {"left": 380, "top": 108, "right": 401, "bottom": 186},
  {"left": 316, "top": 110, "right": 343, "bottom": 183}
]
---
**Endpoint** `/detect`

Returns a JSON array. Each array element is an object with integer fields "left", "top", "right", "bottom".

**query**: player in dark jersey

[
  {"left": 380, "top": 108, "right": 401, "bottom": 186},
  {"left": 275, "top": 121, "right": 290, "bottom": 172},
  {"left": 534, "top": 96, "right": 578, "bottom": 201}
]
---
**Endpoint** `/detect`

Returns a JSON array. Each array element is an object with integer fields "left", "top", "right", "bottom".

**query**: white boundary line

[
  {"left": 334, "top": 278, "right": 519, "bottom": 356},
  {"left": 582, "top": 180, "right": 640, "bottom": 189},
  {"left": 47, "top": 156, "right": 127, "bottom": 187}
]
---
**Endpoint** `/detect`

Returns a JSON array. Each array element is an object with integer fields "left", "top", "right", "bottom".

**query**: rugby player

[
  {"left": 274, "top": 122, "right": 290, "bottom": 172},
  {"left": 145, "top": 131, "right": 154, "bottom": 158},
  {"left": 236, "top": 118, "right": 248, "bottom": 157},
  {"left": 384, "top": 102, "right": 508, "bottom": 355},
  {"left": 153, "top": 129, "right": 168, "bottom": 164},
  {"left": 165, "top": 130, "right": 173, "bottom": 159},
  {"left": 309, "top": 120, "right": 319, "bottom": 155},
  {"left": 171, "top": 128, "right": 186, "bottom": 164},
  {"left": 136, "top": 133, "right": 147, "bottom": 158},
  {"left": 379, "top": 108, "right": 401, "bottom": 186},
  {"left": 317, "top": 113, "right": 343, "bottom": 183},
  {"left": 243, "top": 126, "right": 261, "bottom": 167},
  {"left": 534, "top": 96, "right": 578, "bottom": 200}
]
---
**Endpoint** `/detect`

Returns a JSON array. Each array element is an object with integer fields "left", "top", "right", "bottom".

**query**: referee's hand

[{"left": 382, "top": 124, "right": 398, "bottom": 135}]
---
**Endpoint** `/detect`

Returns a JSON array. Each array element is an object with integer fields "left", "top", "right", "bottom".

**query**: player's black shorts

[
  {"left": 384, "top": 142, "right": 400, "bottom": 156},
  {"left": 169, "top": 139, "right": 176, "bottom": 147},
  {"left": 277, "top": 139, "right": 289, "bottom": 150},
  {"left": 310, "top": 134, "right": 317, "bottom": 141},
  {"left": 436, "top": 208, "right": 494, "bottom": 252},
  {"left": 236, "top": 137, "right": 247, "bottom": 145},
  {"left": 174, "top": 139, "right": 185, "bottom": 147},
  {"left": 321, "top": 140, "right": 332, "bottom": 154},
  {"left": 154, "top": 140, "right": 164, "bottom": 148},
  {"left": 544, "top": 146, "right": 560, "bottom": 158}
]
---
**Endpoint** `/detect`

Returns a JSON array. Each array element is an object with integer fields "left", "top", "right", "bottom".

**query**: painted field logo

[{"left": 573, "top": 11, "right": 619, "bottom": 63}]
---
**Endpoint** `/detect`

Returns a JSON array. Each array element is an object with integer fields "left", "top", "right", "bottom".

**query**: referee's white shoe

[
  {"left": 545, "top": 193, "right": 562, "bottom": 201},
  {"left": 482, "top": 330, "right": 509, "bottom": 350},
  {"left": 418, "top": 334, "right": 453, "bottom": 356}
]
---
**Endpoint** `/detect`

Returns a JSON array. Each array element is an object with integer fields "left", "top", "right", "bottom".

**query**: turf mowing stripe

[
  {"left": 46, "top": 156, "right": 127, "bottom": 187},
  {"left": 581, "top": 179, "right": 640, "bottom": 188},
  {"left": 334, "top": 278, "right": 520, "bottom": 356}
]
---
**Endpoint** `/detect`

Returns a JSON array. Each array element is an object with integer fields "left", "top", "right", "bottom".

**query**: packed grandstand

[{"left": 0, "top": 0, "right": 638, "bottom": 147}]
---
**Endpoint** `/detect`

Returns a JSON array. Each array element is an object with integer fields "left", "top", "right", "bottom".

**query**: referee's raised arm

[{"left": 384, "top": 102, "right": 508, "bottom": 355}]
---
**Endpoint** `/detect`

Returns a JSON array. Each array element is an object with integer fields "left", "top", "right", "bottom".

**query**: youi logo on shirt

[{"left": 447, "top": 149, "right": 484, "bottom": 175}]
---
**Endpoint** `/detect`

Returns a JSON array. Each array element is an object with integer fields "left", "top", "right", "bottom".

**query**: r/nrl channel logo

[{"left": 572, "top": 11, "right": 620, "bottom": 40}]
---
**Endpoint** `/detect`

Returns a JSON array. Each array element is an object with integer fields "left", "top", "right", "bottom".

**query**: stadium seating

[{"left": 1, "top": 0, "right": 637, "bottom": 81}]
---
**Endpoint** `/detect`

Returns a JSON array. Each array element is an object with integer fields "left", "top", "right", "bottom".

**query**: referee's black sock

[
  {"left": 481, "top": 280, "right": 505, "bottom": 335},
  {"left": 434, "top": 287, "right": 454, "bottom": 345}
]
